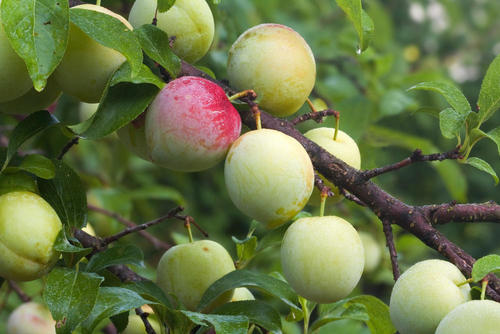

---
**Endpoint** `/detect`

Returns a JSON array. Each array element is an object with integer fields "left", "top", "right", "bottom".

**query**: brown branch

[
  {"left": 102, "top": 206, "right": 184, "bottom": 246},
  {"left": 339, "top": 187, "right": 365, "bottom": 207},
  {"left": 57, "top": 137, "right": 79, "bottom": 160},
  {"left": 314, "top": 173, "right": 334, "bottom": 198},
  {"left": 173, "top": 214, "right": 209, "bottom": 238},
  {"left": 292, "top": 109, "right": 339, "bottom": 125},
  {"left": 361, "top": 148, "right": 462, "bottom": 180},
  {"left": 88, "top": 204, "right": 172, "bottom": 250},
  {"left": 136, "top": 308, "right": 156, "bottom": 334},
  {"left": 382, "top": 220, "right": 400, "bottom": 281},
  {"left": 423, "top": 201, "right": 500, "bottom": 224},
  {"left": 8, "top": 281, "right": 31, "bottom": 303}
]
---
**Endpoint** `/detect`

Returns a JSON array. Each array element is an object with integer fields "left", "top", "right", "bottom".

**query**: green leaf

[
  {"left": 1, "top": 0, "right": 69, "bottom": 91},
  {"left": 53, "top": 230, "right": 92, "bottom": 266},
  {"left": 478, "top": 53, "right": 500, "bottom": 125},
  {"left": 43, "top": 267, "right": 104, "bottom": 334},
  {"left": 181, "top": 311, "right": 249, "bottom": 334},
  {"left": 379, "top": 89, "right": 417, "bottom": 116},
  {"left": 0, "top": 172, "right": 37, "bottom": 195},
  {"left": 69, "top": 7, "right": 142, "bottom": 77},
  {"left": 86, "top": 245, "right": 144, "bottom": 273},
  {"left": 486, "top": 127, "right": 500, "bottom": 156},
  {"left": 467, "top": 157, "right": 499, "bottom": 184},
  {"left": 157, "top": 0, "right": 176, "bottom": 12},
  {"left": 80, "top": 287, "right": 154, "bottom": 334},
  {"left": 214, "top": 300, "right": 282, "bottom": 332},
  {"left": 472, "top": 254, "right": 500, "bottom": 282},
  {"left": 408, "top": 81, "right": 472, "bottom": 117},
  {"left": 18, "top": 154, "right": 55, "bottom": 179},
  {"left": 233, "top": 235, "right": 257, "bottom": 269},
  {"left": 110, "top": 62, "right": 165, "bottom": 89},
  {"left": 123, "top": 280, "right": 172, "bottom": 308},
  {"left": 2, "top": 110, "right": 59, "bottom": 170},
  {"left": 439, "top": 107, "right": 469, "bottom": 139},
  {"left": 197, "top": 270, "right": 300, "bottom": 313},
  {"left": 134, "top": 24, "right": 181, "bottom": 78},
  {"left": 335, "top": 0, "right": 374, "bottom": 52},
  {"left": 38, "top": 160, "right": 87, "bottom": 229}
]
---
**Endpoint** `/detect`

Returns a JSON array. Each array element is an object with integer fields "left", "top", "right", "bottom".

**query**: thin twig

[
  {"left": 8, "top": 281, "right": 31, "bottom": 303},
  {"left": 361, "top": 148, "right": 462, "bottom": 180},
  {"left": 382, "top": 220, "right": 400, "bottom": 281},
  {"left": 135, "top": 308, "right": 156, "bottom": 334},
  {"left": 88, "top": 204, "right": 172, "bottom": 250},
  {"left": 292, "top": 109, "right": 339, "bottom": 125},
  {"left": 174, "top": 214, "right": 209, "bottom": 238},
  {"left": 339, "top": 187, "right": 365, "bottom": 206},
  {"left": 57, "top": 137, "right": 79, "bottom": 160},
  {"left": 102, "top": 206, "right": 184, "bottom": 246},
  {"left": 314, "top": 173, "right": 334, "bottom": 197}
]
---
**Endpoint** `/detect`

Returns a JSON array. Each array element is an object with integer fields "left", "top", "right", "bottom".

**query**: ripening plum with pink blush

[{"left": 145, "top": 76, "right": 242, "bottom": 172}]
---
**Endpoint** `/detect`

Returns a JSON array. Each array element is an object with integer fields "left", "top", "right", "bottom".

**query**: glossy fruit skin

[
  {"left": 224, "top": 129, "right": 314, "bottom": 228},
  {"left": 358, "top": 231, "right": 381, "bottom": 273},
  {"left": 7, "top": 302, "right": 55, "bottom": 334},
  {"left": 129, "top": 0, "right": 214, "bottom": 63},
  {"left": 304, "top": 128, "right": 361, "bottom": 205},
  {"left": 117, "top": 112, "right": 151, "bottom": 161},
  {"left": 156, "top": 240, "right": 235, "bottom": 311},
  {"left": 0, "top": 16, "right": 32, "bottom": 103},
  {"left": 0, "top": 191, "right": 62, "bottom": 281},
  {"left": 389, "top": 259, "right": 471, "bottom": 334},
  {"left": 435, "top": 300, "right": 500, "bottom": 334},
  {"left": 54, "top": 4, "right": 132, "bottom": 103},
  {"left": 146, "top": 76, "right": 241, "bottom": 172},
  {"left": 281, "top": 216, "right": 364, "bottom": 303},
  {"left": 227, "top": 23, "right": 316, "bottom": 117}
]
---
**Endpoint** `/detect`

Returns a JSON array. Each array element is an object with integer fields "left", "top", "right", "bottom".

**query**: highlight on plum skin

[{"left": 145, "top": 76, "right": 242, "bottom": 172}]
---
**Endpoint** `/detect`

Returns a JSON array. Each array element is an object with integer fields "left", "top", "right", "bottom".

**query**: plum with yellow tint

[
  {"left": 0, "top": 191, "right": 62, "bottom": 281},
  {"left": 436, "top": 300, "right": 500, "bottom": 334},
  {"left": 146, "top": 76, "right": 241, "bottom": 172},
  {"left": 224, "top": 129, "right": 314, "bottom": 228},
  {"left": 227, "top": 24, "right": 316, "bottom": 117}
]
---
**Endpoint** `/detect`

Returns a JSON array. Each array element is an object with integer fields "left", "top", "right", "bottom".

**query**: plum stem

[
  {"left": 95, "top": 0, "right": 101, "bottom": 5},
  {"left": 228, "top": 89, "right": 256, "bottom": 102},
  {"left": 456, "top": 278, "right": 473, "bottom": 287},
  {"left": 481, "top": 280, "right": 488, "bottom": 300},
  {"left": 306, "top": 98, "right": 318, "bottom": 113},
  {"left": 333, "top": 112, "right": 340, "bottom": 141},
  {"left": 185, "top": 217, "right": 194, "bottom": 243},
  {"left": 319, "top": 191, "right": 327, "bottom": 217}
]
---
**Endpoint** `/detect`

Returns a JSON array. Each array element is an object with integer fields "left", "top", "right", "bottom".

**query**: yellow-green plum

[
  {"left": 231, "top": 288, "right": 255, "bottom": 302},
  {"left": 7, "top": 302, "right": 55, "bottom": 334},
  {"left": 436, "top": 300, "right": 500, "bottom": 334},
  {"left": 146, "top": 76, "right": 241, "bottom": 172},
  {"left": 122, "top": 311, "right": 162, "bottom": 334},
  {"left": 280, "top": 216, "right": 364, "bottom": 303},
  {"left": 0, "top": 77, "right": 61, "bottom": 114},
  {"left": 224, "top": 129, "right": 314, "bottom": 228},
  {"left": 389, "top": 259, "right": 471, "bottom": 334},
  {"left": 156, "top": 240, "right": 235, "bottom": 311},
  {"left": 117, "top": 112, "right": 151, "bottom": 161},
  {"left": 0, "top": 15, "right": 32, "bottom": 102},
  {"left": 304, "top": 127, "right": 361, "bottom": 205},
  {"left": 0, "top": 191, "right": 62, "bottom": 281},
  {"left": 54, "top": 4, "right": 132, "bottom": 103},
  {"left": 358, "top": 231, "right": 382, "bottom": 273},
  {"left": 129, "top": 0, "right": 214, "bottom": 63},
  {"left": 227, "top": 24, "right": 316, "bottom": 117}
]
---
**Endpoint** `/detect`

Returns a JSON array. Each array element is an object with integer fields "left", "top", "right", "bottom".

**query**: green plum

[
  {"left": 281, "top": 216, "right": 365, "bottom": 303},
  {"left": 358, "top": 231, "right": 382, "bottom": 273},
  {"left": 227, "top": 23, "right": 316, "bottom": 117},
  {"left": 0, "top": 77, "right": 61, "bottom": 114},
  {"left": 7, "top": 302, "right": 55, "bottom": 334},
  {"left": 389, "top": 259, "right": 471, "bottom": 334},
  {"left": 129, "top": 0, "right": 214, "bottom": 63},
  {"left": 436, "top": 300, "right": 500, "bottom": 334},
  {"left": 156, "top": 240, "right": 235, "bottom": 311},
  {"left": 0, "top": 191, "right": 62, "bottom": 281},
  {"left": 224, "top": 129, "right": 314, "bottom": 228}
]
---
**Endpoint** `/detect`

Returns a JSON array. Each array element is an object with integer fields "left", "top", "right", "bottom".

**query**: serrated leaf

[
  {"left": 43, "top": 267, "right": 104, "bottom": 334},
  {"left": 439, "top": 107, "right": 469, "bottom": 139},
  {"left": 467, "top": 157, "right": 499, "bottom": 184},
  {"left": 471, "top": 254, "right": 500, "bottom": 282},
  {"left": 409, "top": 81, "right": 471, "bottom": 117},
  {"left": 2, "top": 110, "right": 59, "bottom": 170},
  {"left": 335, "top": 0, "right": 374, "bottom": 52},
  {"left": 38, "top": 160, "right": 87, "bottom": 229},
  {"left": 18, "top": 154, "right": 55, "bottom": 179},
  {"left": 157, "top": 0, "right": 176, "bottom": 12},
  {"left": 70, "top": 7, "right": 142, "bottom": 77},
  {"left": 181, "top": 311, "right": 249, "bottom": 334},
  {"left": 486, "top": 127, "right": 500, "bottom": 156},
  {"left": 1, "top": 0, "right": 69, "bottom": 91},
  {"left": 478, "top": 53, "right": 500, "bottom": 125},
  {"left": 80, "top": 287, "right": 154, "bottom": 334},
  {"left": 197, "top": 270, "right": 300, "bottom": 313},
  {"left": 134, "top": 24, "right": 181, "bottom": 78},
  {"left": 213, "top": 300, "right": 282, "bottom": 332},
  {"left": 86, "top": 245, "right": 144, "bottom": 273}
]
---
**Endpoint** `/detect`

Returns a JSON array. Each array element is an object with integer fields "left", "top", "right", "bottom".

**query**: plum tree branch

[
  {"left": 382, "top": 220, "right": 400, "bottom": 281},
  {"left": 8, "top": 281, "right": 31, "bottom": 303},
  {"left": 422, "top": 201, "right": 500, "bottom": 224},
  {"left": 292, "top": 109, "right": 338, "bottom": 125}
]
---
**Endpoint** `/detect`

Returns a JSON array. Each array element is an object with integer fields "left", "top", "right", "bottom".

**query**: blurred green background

[{"left": 1, "top": 0, "right": 499, "bottom": 332}]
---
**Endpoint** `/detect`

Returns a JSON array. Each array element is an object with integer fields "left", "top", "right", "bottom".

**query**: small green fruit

[
  {"left": 281, "top": 216, "right": 364, "bottom": 303},
  {"left": 358, "top": 231, "right": 382, "bottom": 273},
  {"left": 156, "top": 240, "right": 235, "bottom": 311},
  {"left": 436, "top": 300, "right": 500, "bottom": 334},
  {"left": 0, "top": 77, "right": 61, "bottom": 114},
  {"left": 7, "top": 302, "right": 55, "bottom": 334}
]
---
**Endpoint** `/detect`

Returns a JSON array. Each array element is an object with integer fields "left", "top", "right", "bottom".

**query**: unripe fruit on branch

[
  {"left": 227, "top": 23, "right": 316, "bottom": 117},
  {"left": 7, "top": 302, "right": 55, "bottom": 334},
  {"left": 358, "top": 231, "right": 382, "bottom": 273},
  {"left": 54, "top": 4, "right": 132, "bottom": 103},
  {"left": 389, "top": 259, "right": 471, "bottom": 334},
  {"left": 129, "top": 0, "right": 214, "bottom": 63},
  {"left": 146, "top": 76, "right": 241, "bottom": 172},
  {"left": 156, "top": 240, "right": 236, "bottom": 311},
  {"left": 0, "top": 191, "right": 62, "bottom": 281},
  {"left": 436, "top": 300, "right": 500, "bottom": 334},
  {"left": 304, "top": 128, "right": 361, "bottom": 204},
  {"left": 280, "top": 216, "right": 364, "bottom": 303},
  {"left": 224, "top": 129, "right": 314, "bottom": 228}
]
